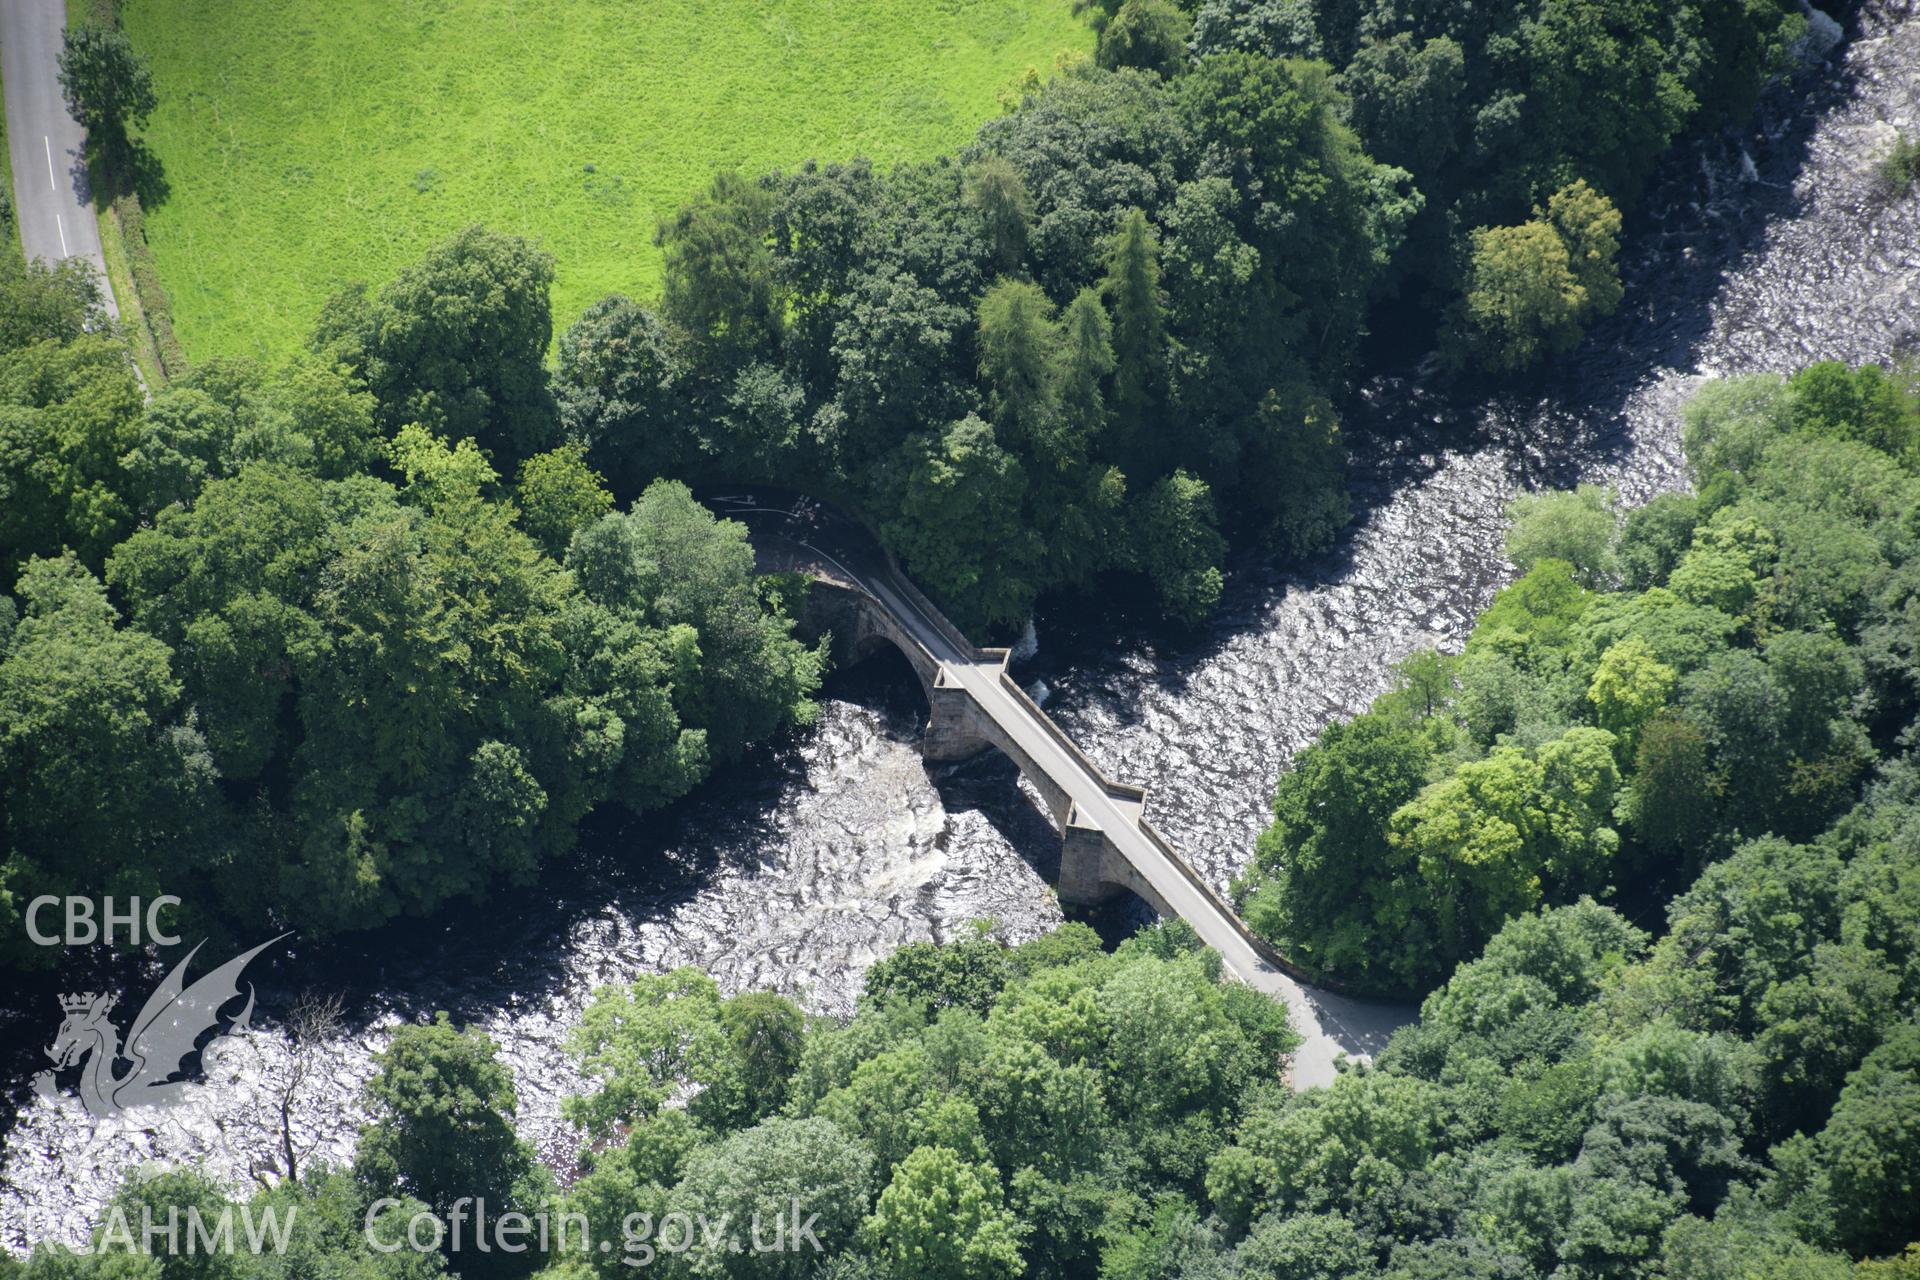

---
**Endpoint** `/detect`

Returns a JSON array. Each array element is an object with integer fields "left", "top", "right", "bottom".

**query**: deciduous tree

[{"left": 861, "top": 1146, "right": 1024, "bottom": 1280}]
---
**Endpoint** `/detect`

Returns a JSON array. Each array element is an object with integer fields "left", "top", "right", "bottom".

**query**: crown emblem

[{"left": 41, "top": 933, "right": 286, "bottom": 1120}]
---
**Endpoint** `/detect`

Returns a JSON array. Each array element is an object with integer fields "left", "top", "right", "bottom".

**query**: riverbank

[{"left": 3, "top": 0, "right": 1916, "bottom": 1251}]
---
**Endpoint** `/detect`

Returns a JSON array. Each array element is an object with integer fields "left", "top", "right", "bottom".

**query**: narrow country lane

[{"left": 1, "top": 0, "right": 119, "bottom": 318}]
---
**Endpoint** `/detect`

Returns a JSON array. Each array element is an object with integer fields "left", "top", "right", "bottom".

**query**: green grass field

[
  {"left": 0, "top": 58, "right": 14, "bottom": 263},
  {"left": 121, "top": 0, "right": 1090, "bottom": 363}
]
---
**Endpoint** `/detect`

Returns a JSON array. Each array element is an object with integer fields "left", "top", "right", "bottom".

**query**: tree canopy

[
  {"left": 0, "top": 228, "right": 822, "bottom": 959},
  {"left": 1243, "top": 362, "right": 1920, "bottom": 990}
]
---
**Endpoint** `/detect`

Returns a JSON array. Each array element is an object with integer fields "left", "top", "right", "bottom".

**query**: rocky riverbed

[{"left": 3, "top": 0, "right": 1915, "bottom": 1250}]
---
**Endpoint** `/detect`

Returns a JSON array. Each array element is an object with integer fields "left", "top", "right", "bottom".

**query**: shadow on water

[
  {"left": 927, "top": 753, "right": 1067, "bottom": 899},
  {"left": 1027, "top": 37, "right": 1846, "bottom": 708},
  {"left": 0, "top": 653, "right": 916, "bottom": 1149},
  {"left": 7, "top": 1, "right": 1918, "bottom": 1243}
]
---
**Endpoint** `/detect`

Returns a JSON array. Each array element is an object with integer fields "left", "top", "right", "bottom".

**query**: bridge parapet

[
  {"left": 873, "top": 549, "right": 998, "bottom": 662},
  {"left": 925, "top": 664, "right": 1083, "bottom": 829},
  {"left": 992, "top": 668, "right": 1135, "bottom": 802}
]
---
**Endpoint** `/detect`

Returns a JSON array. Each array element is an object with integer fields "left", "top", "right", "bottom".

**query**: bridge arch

[
  {"left": 801, "top": 580, "right": 1145, "bottom": 906},
  {"left": 804, "top": 578, "right": 941, "bottom": 699}
]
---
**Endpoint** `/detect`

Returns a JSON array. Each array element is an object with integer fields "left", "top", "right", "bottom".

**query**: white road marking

[
  {"left": 54, "top": 213, "right": 67, "bottom": 257},
  {"left": 44, "top": 135, "right": 54, "bottom": 190}
]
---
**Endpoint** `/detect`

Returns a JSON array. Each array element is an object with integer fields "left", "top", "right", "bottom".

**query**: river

[{"left": 3, "top": 0, "right": 1915, "bottom": 1250}]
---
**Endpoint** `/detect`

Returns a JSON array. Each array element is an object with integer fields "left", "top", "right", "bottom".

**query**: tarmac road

[{"left": 2, "top": 0, "right": 119, "bottom": 318}]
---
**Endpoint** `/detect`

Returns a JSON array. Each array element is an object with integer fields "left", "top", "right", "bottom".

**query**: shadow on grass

[{"left": 82, "top": 132, "right": 168, "bottom": 211}]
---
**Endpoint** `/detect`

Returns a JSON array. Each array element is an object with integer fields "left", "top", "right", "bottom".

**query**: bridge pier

[
  {"left": 1060, "top": 802, "right": 1172, "bottom": 914},
  {"left": 798, "top": 575, "right": 1165, "bottom": 914},
  {"left": 924, "top": 670, "right": 1078, "bottom": 826},
  {"left": 922, "top": 672, "right": 992, "bottom": 763}
]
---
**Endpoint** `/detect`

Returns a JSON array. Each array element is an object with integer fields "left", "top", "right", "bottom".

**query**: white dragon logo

[{"left": 33, "top": 934, "right": 289, "bottom": 1119}]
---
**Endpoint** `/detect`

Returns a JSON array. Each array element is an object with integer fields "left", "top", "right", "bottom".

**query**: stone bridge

[
  {"left": 714, "top": 496, "right": 1308, "bottom": 973},
  {"left": 832, "top": 563, "right": 1170, "bottom": 912}
]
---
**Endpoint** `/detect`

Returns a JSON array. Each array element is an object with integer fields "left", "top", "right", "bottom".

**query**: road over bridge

[{"left": 708, "top": 492, "right": 1414, "bottom": 1087}]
